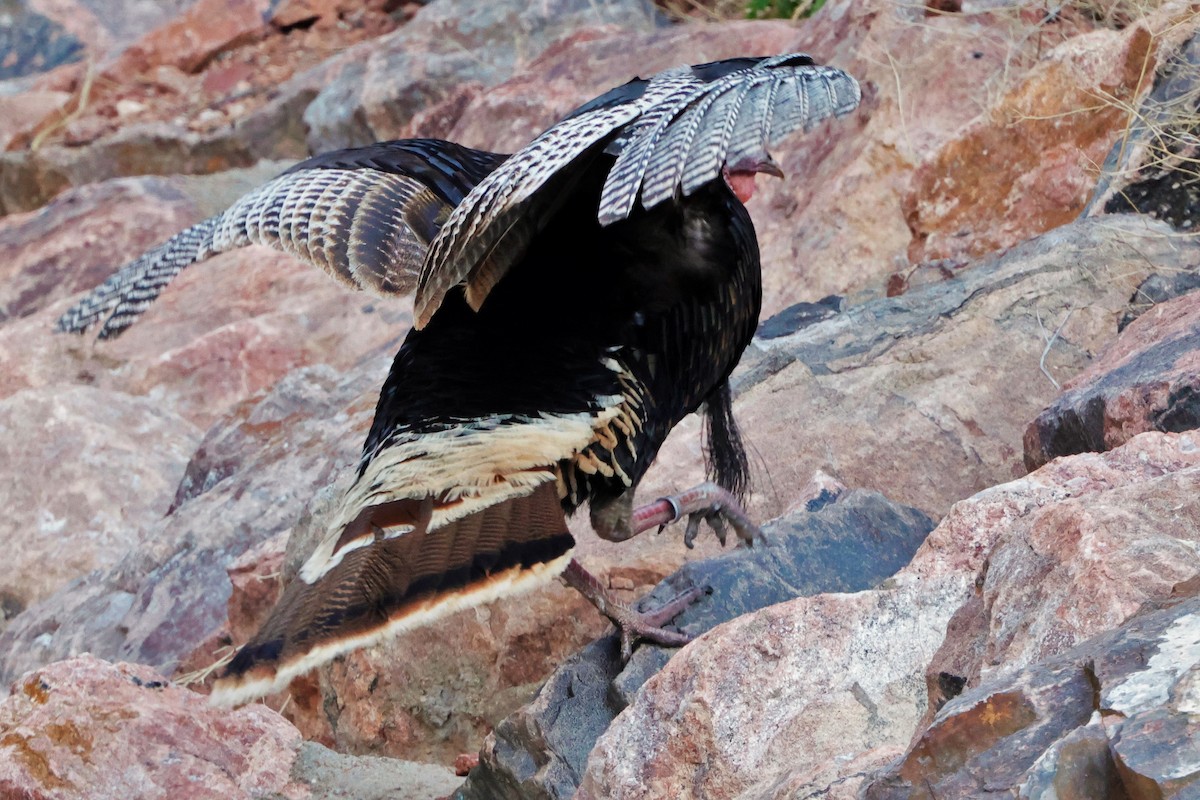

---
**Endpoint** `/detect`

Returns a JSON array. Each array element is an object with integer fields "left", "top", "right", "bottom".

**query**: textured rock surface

[
  {"left": 0, "top": 0, "right": 192, "bottom": 83},
  {"left": 458, "top": 489, "right": 935, "bottom": 800},
  {"left": 283, "top": 741, "right": 462, "bottom": 800},
  {"left": 904, "top": 8, "right": 1196, "bottom": 264},
  {"left": 1120, "top": 269, "right": 1200, "bottom": 331},
  {"left": 303, "top": 0, "right": 662, "bottom": 152},
  {"left": 0, "top": 386, "right": 200, "bottom": 615},
  {"left": 0, "top": 654, "right": 462, "bottom": 799},
  {"left": 0, "top": 654, "right": 305, "bottom": 799},
  {"left": 106, "top": 0, "right": 272, "bottom": 76},
  {"left": 1025, "top": 287, "right": 1200, "bottom": 469},
  {"left": 0, "top": 362, "right": 381, "bottom": 686},
  {"left": 864, "top": 593, "right": 1200, "bottom": 798},
  {"left": 0, "top": 167, "right": 281, "bottom": 327},
  {"left": 929, "top": 430, "right": 1200, "bottom": 699},
  {"left": 577, "top": 431, "right": 1200, "bottom": 799},
  {"left": 0, "top": 0, "right": 660, "bottom": 215}
]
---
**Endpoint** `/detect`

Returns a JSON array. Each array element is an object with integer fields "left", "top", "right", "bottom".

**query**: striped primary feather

[
  {"left": 55, "top": 219, "right": 222, "bottom": 339},
  {"left": 55, "top": 140, "right": 503, "bottom": 340},
  {"left": 723, "top": 78, "right": 781, "bottom": 170},
  {"left": 678, "top": 78, "right": 757, "bottom": 197},
  {"left": 638, "top": 82, "right": 741, "bottom": 209},
  {"left": 414, "top": 54, "right": 860, "bottom": 327}
]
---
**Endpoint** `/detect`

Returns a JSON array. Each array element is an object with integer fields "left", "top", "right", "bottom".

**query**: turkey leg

[
  {"left": 568, "top": 481, "right": 763, "bottom": 659},
  {"left": 632, "top": 481, "right": 763, "bottom": 548},
  {"left": 561, "top": 558, "right": 706, "bottom": 661}
]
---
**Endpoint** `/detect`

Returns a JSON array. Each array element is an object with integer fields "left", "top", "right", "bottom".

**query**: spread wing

[
  {"left": 54, "top": 139, "right": 507, "bottom": 339},
  {"left": 412, "top": 53, "right": 861, "bottom": 327}
]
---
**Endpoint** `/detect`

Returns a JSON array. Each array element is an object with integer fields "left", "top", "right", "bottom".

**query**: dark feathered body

[{"left": 367, "top": 162, "right": 761, "bottom": 516}]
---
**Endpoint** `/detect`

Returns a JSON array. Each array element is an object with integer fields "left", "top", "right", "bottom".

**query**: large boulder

[
  {"left": 0, "top": 386, "right": 200, "bottom": 616},
  {"left": 863, "top": 591, "right": 1200, "bottom": 798},
  {"left": 577, "top": 430, "right": 1200, "bottom": 798},
  {"left": 0, "top": 654, "right": 462, "bottom": 799}
]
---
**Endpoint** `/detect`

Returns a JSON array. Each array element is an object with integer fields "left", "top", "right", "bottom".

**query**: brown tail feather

[{"left": 210, "top": 482, "right": 573, "bottom": 706}]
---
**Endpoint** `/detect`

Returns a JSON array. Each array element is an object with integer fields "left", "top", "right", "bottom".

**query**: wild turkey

[{"left": 57, "top": 54, "right": 861, "bottom": 705}]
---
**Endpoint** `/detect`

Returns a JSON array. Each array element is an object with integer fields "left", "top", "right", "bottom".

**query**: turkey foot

[
  {"left": 561, "top": 559, "right": 706, "bottom": 660},
  {"left": 632, "top": 481, "right": 763, "bottom": 548}
]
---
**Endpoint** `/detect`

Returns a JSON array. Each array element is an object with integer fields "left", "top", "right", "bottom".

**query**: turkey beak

[{"left": 754, "top": 155, "right": 785, "bottom": 180}]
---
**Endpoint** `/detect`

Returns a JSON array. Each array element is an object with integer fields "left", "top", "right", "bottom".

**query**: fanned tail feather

[{"left": 209, "top": 481, "right": 574, "bottom": 707}]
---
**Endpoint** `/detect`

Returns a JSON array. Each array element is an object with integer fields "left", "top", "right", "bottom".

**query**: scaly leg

[
  {"left": 561, "top": 558, "right": 706, "bottom": 661},
  {"left": 574, "top": 481, "right": 761, "bottom": 658},
  {"left": 633, "top": 481, "right": 763, "bottom": 548}
]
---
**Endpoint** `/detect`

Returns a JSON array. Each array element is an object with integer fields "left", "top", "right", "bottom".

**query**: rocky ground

[{"left": 0, "top": 0, "right": 1198, "bottom": 797}]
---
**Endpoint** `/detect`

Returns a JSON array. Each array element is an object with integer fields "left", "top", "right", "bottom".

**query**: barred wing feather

[
  {"left": 413, "top": 54, "right": 860, "bottom": 328},
  {"left": 55, "top": 140, "right": 505, "bottom": 339}
]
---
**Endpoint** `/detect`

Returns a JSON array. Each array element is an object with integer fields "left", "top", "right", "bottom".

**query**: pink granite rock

[
  {"left": 905, "top": 9, "right": 1199, "bottom": 265},
  {"left": 0, "top": 386, "right": 200, "bottom": 616},
  {"left": 1025, "top": 287, "right": 1200, "bottom": 469},
  {"left": 0, "top": 176, "right": 203, "bottom": 324},
  {"left": 0, "top": 654, "right": 305, "bottom": 799},
  {"left": 928, "top": 429, "right": 1200, "bottom": 696},
  {"left": 105, "top": 0, "right": 272, "bottom": 76},
  {"left": 577, "top": 430, "right": 1200, "bottom": 799},
  {"left": 0, "top": 654, "right": 463, "bottom": 798},
  {"left": 0, "top": 361, "right": 379, "bottom": 686}
]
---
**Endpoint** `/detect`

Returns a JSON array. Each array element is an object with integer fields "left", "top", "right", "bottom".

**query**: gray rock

[
  {"left": 1024, "top": 287, "right": 1200, "bottom": 471},
  {"left": 577, "top": 431, "right": 1200, "bottom": 799},
  {"left": 0, "top": 6, "right": 84, "bottom": 80},
  {"left": 1120, "top": 269, "right": 1200, "bottom": 331},
  {"left": 278, "top": 741, "right": 463, "bottom": 800},
  {"left": 457, "top": 489, "right": 935, "bottom": 800},
  {"left": 302, "top": 0, "right": 662, "bottom": 152},
  {"left": 863, "top": 593, "right": 1200, "bottom": 798}
]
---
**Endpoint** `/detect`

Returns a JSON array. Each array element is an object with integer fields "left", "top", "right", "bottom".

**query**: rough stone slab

[
  {"left": 904, "top": 11, "right": 1195, "bottom": 264},
  {"left": 278, "top": 741, "right": 462, "bottom": 800},
  {"left": 0, "top": 361, "right": 381, "bottom": 685},
  {"left": 0, "top": 654, "right": 305, "bottom": 799},
  {"left": 1025, "top": 288, "right": 1200, "bottom": 470},
  {"left": 931, "top": 430, "right": 1200, "bottom": 693},
  {"left": 864, "top": 594, "right": 1200, "bottom": 798},
  {"left": 0, "top": 386, "right": 200, "bottom": 614}
]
